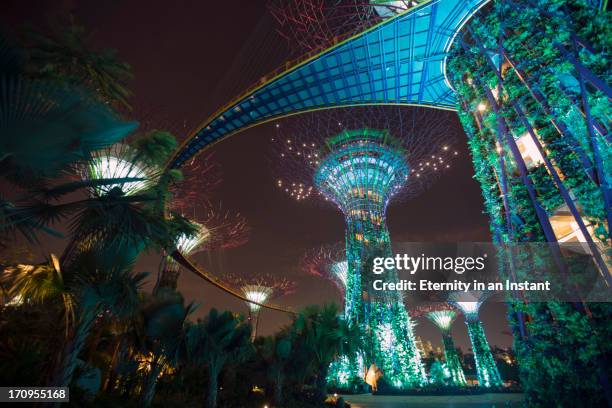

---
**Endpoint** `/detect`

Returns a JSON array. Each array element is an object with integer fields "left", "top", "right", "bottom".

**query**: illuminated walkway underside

[{"left": 169, "top": 0, "right": 488, "bottom": 168}]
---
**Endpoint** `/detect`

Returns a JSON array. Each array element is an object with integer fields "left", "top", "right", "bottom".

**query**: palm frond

[{"left": 0, "top": 75, "right": 137, "bottom": 185}]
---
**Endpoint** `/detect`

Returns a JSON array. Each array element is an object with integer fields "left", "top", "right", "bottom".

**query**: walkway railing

[{"left": 170, "top": 250, "right": 296, "bottom": 315}]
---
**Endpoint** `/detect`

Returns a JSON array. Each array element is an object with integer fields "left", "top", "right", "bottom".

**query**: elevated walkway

[{"left": 169, "top": 0, "right": 490, "bottom": 168}]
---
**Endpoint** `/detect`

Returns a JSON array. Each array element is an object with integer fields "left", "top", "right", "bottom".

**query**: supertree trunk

[
  {"left": 343, "top": 207, "right": 425, "bottom": 387},
  {"left": 466, "top": 320, "right": 502, "bottom": 388},
  {"left": 251, "top": 310, "right": 260, "bottom": 342},
  {"left": 442, "top": 334, "right": 467, "bottom": 386}
]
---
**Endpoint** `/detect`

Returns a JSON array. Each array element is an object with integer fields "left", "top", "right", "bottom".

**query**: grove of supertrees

[
  {"left": 230, "top": 274, "right": 296, "bottom": 341},
  {"left": 449, "top": 292, "right": 503, "bottom": 388},
  {"left": 412, "top": 303, "right": 467, "bottom": 387},
  {"left": 272, "top": 106, "right": 459, "bottom": 388}
]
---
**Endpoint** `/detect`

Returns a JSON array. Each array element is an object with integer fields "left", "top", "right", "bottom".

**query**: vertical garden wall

[{"left": 447, "top": 0, "right": 611, "bottom": 404}]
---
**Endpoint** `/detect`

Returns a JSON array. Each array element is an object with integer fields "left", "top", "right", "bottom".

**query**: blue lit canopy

[
  {"left": 169, "top": 0, "right": 488, "bottom": 168},
  {"left": 314, "top": 128, "right": 409, "bottom": 215}
]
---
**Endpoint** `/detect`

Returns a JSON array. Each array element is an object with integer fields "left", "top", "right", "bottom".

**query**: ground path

[{"left": 340, "top": 393, "right": 524, "bottom": 407}]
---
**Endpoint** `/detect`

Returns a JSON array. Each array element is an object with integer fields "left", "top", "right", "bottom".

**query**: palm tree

[
  {"left": 258, "top": 333, "right": 292, "bottom": 405},
  {"left": 63, "top": 251, "right": 147, "bottom": 388},
  {"left": 185, "top": 309, "right": 252, "bottom": 408},
  {"left": 138, "top": 290, "right": 195, "bottom": 407},
  {"left": 3, "top": 245, "right": 147, "bottom": 389},
  {"left": 0, "top": 33, "right": 138, "bottom": 245},
  {"left": 0, "top": 33, "right": 136, "bottom": 190},
  {"left": 292, "top": 303, "right": 360, "bottom": 401},
  {"left": 22, "top": 14, "right": 133, "bottom": 110}
]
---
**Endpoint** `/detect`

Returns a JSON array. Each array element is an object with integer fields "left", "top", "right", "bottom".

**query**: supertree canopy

[
  {"left": 85, "top": 143, "right": 159, "bottom": 197},
  {"left": 196, "top": 205, "right": 250, "bottom": 251},
  {"left": 273, "top": 106, "right": 458, "bottom": 204},
  {"left": 302, "top": 243, "right": 348, "bottom": 295},
  {"left": 413, "top": 304, "right": 467, "bottom": 386},
  {"left": 268, "top": 0, "right": 375, "bottom": 55},
  {"left": 450, "top": 292, "right": 502, "bottom": 388},
  {"left": 271, "top": 106, "right": 458, "bottom": 388},
  {"left": 232, "top": 274, "right": 296, "bottom": 340},
  {"left": 158, "top": 206, "right": 250, "bottom": 291},
  {"left": 175, "top": 222, "right": 211, "bottom": 255},
  {"left": 268, "top": 0, "right": 425, "bottom": 56},
  {"left": 241, "top": 285, "right": 274, "bottom": 313},
  {"left": 168, "top": 151, "right": 222, "bottom": 214}
]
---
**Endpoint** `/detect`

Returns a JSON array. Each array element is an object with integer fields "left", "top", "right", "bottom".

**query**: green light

[
  {"left": 452, "top": 301, "right": 502, "bottom": 388},
  {"left": 426, "top": 310, "right": 467, "bottom": 386},
  {"left": 314, "top": 128, "right": 425, "bottom": 388}
]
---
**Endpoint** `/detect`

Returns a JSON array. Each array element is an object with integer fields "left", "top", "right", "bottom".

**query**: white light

[
  {"left": 88, "top": 154, "right": 149, "bottom": 196},
  {"left": 477, "top": 102, "right": 487, "bottom": 112},
  {"left": 330, "top": 261, "right": 348, "bottom": 288},
  {"left": 175, "top": 223, "right": 211, "bottom": 255},
  {"left": 377, "top": 323, "right": 395, "bottom": 352},
  {"left": 427, "top": 310, "right": 456, "bottom": 331},
  {"left": 455, "top": 301, "right": 480, "bottom": 316},
  {"left": 242, "top": 285, "right": 273, "bottom": 312}
]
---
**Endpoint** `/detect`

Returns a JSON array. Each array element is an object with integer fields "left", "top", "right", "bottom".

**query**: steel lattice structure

[
  {"left": 272, "top": 105, "right": 458, "bottom": 204},
  {"left": 168, "top": 0, "right": 488, "bottom": 169},
  {"left": 268, "top": 0, "right": 376, "bottom": 55},
  {"left": 168, "top": 152, "right": 222, "bottom": 213},
  {"left": 269, "top": 0, "right": 429, "bottom": 56}
]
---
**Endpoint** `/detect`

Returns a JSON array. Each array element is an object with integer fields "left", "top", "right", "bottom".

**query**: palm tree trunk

[
  {"left": 103, "top": 337, "right": 121, "bottom": 391},
  {"left": 315, "top": 364, "right": 329, "bottom": 402},
  {"left": 51, "top": 306, "right": 98, "bottom": 387},
  {"left": 206, "top": 366, "right": 219, "bottom": 408},
  {"left": 273, "top": 371, "right": 284, "bottom": 405},
  {"left": 140, "top": 356, "right": 162, "bottom": 407}
]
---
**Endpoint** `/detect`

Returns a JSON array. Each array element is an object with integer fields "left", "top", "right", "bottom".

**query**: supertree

[
  {"left": 412, "top": 304, "right": 467, "bottom": 386},
  {"left": 231, "top": 274, "right": 296, "bottom": 341},
  {"left": 154, "top": 151, "right": 248, "bottom": 290},
  {"left": 271, "top": 106, "right": 459, "bottom": 388},
  {"left": 301, "top": 243, "right": 348, "bottom": 295},
  {"left": 268, "top": 0, "right": 421, "bottom": 56},
  {"left": 157, "top": 205, "right": 250, "bottom": 291},
  {"left": 85, "top": 143, "right": 161, "bottom": 197},
  {"left": 302, "top": 244, "right": 369, "bottom": 390},
  {"left": 450, "top": 292, "right": 503, "bottom": 388},
  {"left": 273, "top": 106, "right": 458, "bottom": 204},
  {"left": 67, "top": 142, "right": 165, "bottom": 264}
]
